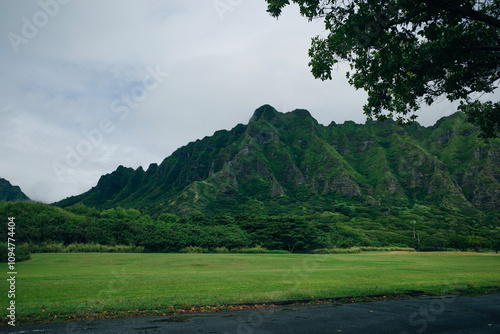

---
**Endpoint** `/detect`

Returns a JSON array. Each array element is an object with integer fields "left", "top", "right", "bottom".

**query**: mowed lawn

[{"left": 3, "top": 252, "right": 500, "bottom": 324}]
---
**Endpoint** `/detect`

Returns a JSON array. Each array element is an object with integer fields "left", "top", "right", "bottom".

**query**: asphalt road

[{"left": 3, "top": 294, "right": 499, "bottom": 334}]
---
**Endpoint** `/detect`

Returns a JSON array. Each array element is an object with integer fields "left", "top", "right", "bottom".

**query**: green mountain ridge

[
  {"left": 0, "top": 178, "right": 30, "bottom": 202},
  {"left": 55, "top": 105, "right": 500, "bottom": 218}
]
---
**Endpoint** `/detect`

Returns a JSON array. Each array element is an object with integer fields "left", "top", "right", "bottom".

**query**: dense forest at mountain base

[{"left": 1, "top": 201, "right": 498, "bottom": 254}]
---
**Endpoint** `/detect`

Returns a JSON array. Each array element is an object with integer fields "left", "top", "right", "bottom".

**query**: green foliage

[
  {"left": 314, "top": 247, "right": 361, "bottom": 254},
  {"left": 359, "top": 246, "right": 415, "bottom": 252},
  {"left": 230, "top": 245, "right": 269, "bottom": 253},
  {"left": 313, "top": 246, "right": 415, "bottom": 254},
  {"left": 235, "top": 216, "right": 320, "bottom": 252},
  {"left": 213, "top": 246, "right": 229, "bottom": 253},
  {"left": 179, "top": 246, "right": 207, "bottom": 253},
  {"left": 467, "top": 236, "right": 492, "bottom": 252},
  {"left": 492, "top": 240, "right": 500, "bottom": 253},
  {"left": 63, "top": 243, "right": 144, "bottom": 253},
  {"left": 0, "top": 178, "right": 30, "bottom": 202},
  {"left": 446, "top": 235, "right": 492, "bottom": 252},
  {"left": 26, "top": 242, "right": 65, "bottom": 253},
  {"left": 21, "top": 242, "right": 144, "bottom": 253},
  {"left": 461, "top": 97, "right": 500, "bottom": 139},
  {"left": 0, "top": 242, "right": 31, "bottom": 262},
  {"left": 2, "top": 196, "right": 498, "bottom": 254}
]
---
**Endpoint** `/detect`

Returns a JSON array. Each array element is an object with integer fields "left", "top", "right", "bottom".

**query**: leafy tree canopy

[{"left": 266, "top": 0, "right": 500, "bottom": 137}]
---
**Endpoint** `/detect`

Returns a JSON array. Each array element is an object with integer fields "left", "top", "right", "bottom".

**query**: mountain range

[{"left": 55, "top": 105, "right": 500, "bottom": 218}]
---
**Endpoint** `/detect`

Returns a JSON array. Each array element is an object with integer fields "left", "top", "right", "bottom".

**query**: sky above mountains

[{"left": 1, "top": 0, "right": 495, "bottom": 203}]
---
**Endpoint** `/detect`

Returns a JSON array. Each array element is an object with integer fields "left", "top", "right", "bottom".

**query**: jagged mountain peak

[
  {"left": 249, "top": 105, "right": 317, "bottom": 124},
  {"left": 248, "top": 104, "right": 282, "bottom": 124}
]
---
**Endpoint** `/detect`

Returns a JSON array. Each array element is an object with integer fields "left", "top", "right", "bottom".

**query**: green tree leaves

[
  {"left": 446, "top": 235, "right": 492, "bottom": 251},
  {"left": 2, "top": 201, "right": 498, "bottom": 253}
]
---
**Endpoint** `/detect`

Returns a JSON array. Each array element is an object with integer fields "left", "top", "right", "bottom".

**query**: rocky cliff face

[{"left": 55, "top": 105, "right": 500, "bottom": 216}]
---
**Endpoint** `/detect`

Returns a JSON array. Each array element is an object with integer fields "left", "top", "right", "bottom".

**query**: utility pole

[{"left": 411, "top": 220, "right": 416, "bottom": 239}]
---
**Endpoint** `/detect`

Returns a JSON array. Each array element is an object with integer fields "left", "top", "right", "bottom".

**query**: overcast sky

[{"left": 1, "top": 0, "right": 493, "bottom": 203}]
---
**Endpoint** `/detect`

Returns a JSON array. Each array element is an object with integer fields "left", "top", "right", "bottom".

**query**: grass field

[{"left": 3, "top": 252, "right": 500, "bottom": 324}]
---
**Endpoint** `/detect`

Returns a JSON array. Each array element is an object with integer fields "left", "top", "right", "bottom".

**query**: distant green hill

[
  {"left": 0, "top": 178, "right": 30, "bottom": 202},
  {"left": 55, "top": 105, "right": 500, "bottom": 219}
]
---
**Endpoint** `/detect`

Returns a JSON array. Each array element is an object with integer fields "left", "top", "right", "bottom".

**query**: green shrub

[
  {"left": 231, "top": 245, "right": 268, "bottom": 253},
  {"left": 64, "top": 243, "right": 101, "bottom": 253},
  {"left": 33, "top": 242, "right": 65, "bottom": 253},
  {"left": 23, "top": 242, "right": 144, "bottom": 253},
  {"left": 313, "top": 247, "right": 361, "bottom": 254},
  {"left": 330, "top": 247, "right": 361, "bottom": 254},
  {"left": 112, "top": 244, "right": 145, "bottom": 253},
  {"left": 313, "top": 246, "right": 415, "bottom": 254},
  {"left": 228, "top": 246, "right": 291, "bottom": 254},
  {"left": 359, "top": 246, "right": 415, "bottom": 252},
  {"left": 0, "top": 243, "right": 31, "bottom": 262},
  {"left": 214, "top": 247, "right": 229, "bottom": 253},
  {"left": 18, "top": 244, "right": 32, "bottom": 261},
  {"left": 179, "top": 246, "right": 207, "bottom": 253}
]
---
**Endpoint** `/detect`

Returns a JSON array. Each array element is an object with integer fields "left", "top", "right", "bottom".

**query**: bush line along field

[
  {"left": 1, "top": 202, "right": 499, "bottom": 254},
  {"left": 2, "top": 252, "right": 499, "bottom": 325}
]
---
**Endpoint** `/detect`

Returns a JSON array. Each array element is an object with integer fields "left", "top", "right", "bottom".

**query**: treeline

[
  {"left": 1, "top": 202, "right": 499, "bottom": 253},
  {"left": 0, "top": 202, "right": 332, "bottom": 252},
  {"left": 446, "top": 235, "right": 496, "bottom": 252}
]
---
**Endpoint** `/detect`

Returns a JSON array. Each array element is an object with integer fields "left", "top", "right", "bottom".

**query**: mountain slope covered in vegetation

[
  {"left": 56, "top": 105, "right": 500, "bottom": 220},
  {"left": 0, "top": 178, "right": 30, "bottom": 202}
]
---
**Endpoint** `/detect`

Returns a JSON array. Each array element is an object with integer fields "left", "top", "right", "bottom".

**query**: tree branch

[{"left": 421, "top": 0, "right": 500, "bottom": 29}]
